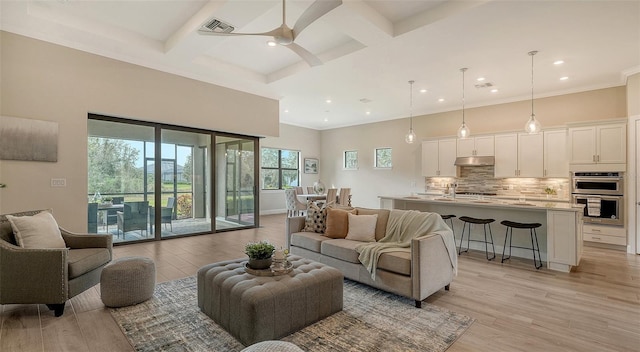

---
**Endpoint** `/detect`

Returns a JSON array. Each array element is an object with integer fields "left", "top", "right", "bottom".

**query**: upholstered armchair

[
  {"left": 117, "top": 201, "right": 149, "bottom": 239},
  {"left": 0, "top": 209, "right": 113, "bottom": 317}
]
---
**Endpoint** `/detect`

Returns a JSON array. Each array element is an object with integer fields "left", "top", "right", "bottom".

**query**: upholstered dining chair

[
  {"left": 0, "top": 209, "right": 113, "bottom": 317},
  {"left": 285, "top": 189, "right": 306, "bottom": 217},
  {"left": 306, "top": 186, "right": 315, "bottom": 194},
  {"left": 326, "top": 188, "right": 338, "bottom": 205},
  {"left": 338, "top": 188, "right": 351, "bottom": 206}
]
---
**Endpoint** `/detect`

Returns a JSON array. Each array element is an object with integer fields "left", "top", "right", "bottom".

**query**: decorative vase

[
  {"left": 313, "top": 180, "right": 326, "bottom": 195},
  {"left": 248, "top": 257, "right": 272, "bottom": 270}
]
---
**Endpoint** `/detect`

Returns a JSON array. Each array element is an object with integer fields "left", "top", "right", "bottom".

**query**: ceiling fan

[{"left": 198, "top": 0, "right": 342, "bottom": 66}]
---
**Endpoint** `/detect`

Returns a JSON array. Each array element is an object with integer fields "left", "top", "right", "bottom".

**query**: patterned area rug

[{"left": 110, "top": 276, "right": 474, "bottom": 352}]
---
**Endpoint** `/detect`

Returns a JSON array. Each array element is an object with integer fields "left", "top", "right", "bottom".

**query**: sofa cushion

[
  {"left": 290, "top": 232, "right": 331, "bottom": 253},
  {"left": 377, "top": 251, "right": 411, "bottom": 276},
  {"left": 325, "top": 208, "right": 357, "bottom": 239},
  {"left": 67, "top": 248, "right": 112, "bottom": 279},
  {"left": 303, "top": 202, "right": 327, "bottom": 233},
  {"left": 345, "top": 213, "right": 377, "bottom": 242},
  {"left": 320, "top": 239, "right": 361, "bottom": 263},
  {"left": 356, "top": 208, "right": 390, "bottom": 241},
  {"left": 6, "top": 210, "right": 66, "bottom": 249}
]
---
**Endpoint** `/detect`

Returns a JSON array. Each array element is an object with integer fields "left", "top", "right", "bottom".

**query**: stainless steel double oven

[{"left": 571, "top": 172, "right": 624, "bottom": 226}]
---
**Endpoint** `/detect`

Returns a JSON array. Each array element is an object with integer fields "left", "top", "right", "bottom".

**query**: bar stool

[
  {"left": 439, "top": 214, "right": 456, "bottom": 236},
  {"left": 458, "top": 216, "right": 496, "bottom": 261},
  {"left": 500, "top": 220, "right": 542, "bottom": 269}
]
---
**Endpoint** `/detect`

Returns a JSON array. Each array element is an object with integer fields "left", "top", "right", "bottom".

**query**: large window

[{"left": 261, "top": 148, "right": 299, "bottom": 189}]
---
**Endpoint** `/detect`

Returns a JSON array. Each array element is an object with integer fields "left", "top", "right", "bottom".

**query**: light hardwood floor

[{"left": 1, "top": 214, "right": 639, "bottom": 351}]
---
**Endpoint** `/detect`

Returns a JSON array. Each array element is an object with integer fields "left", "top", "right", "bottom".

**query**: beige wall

[
  {"left": 0, "top": 32, "right": 279, "bottom": 229},
  {"left": 260, "top": 124, "right": 321, "bottom": 214},
  {"left": 627, "top": 73, "right": 640, "bottom": 117},
  {"left": 320, "top": 86, "right": 627, "bottom": 208}
]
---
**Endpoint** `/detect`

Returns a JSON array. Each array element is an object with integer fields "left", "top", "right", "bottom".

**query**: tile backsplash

[{"left": 425, "top": 166, "right": 570, "bottom": 199}]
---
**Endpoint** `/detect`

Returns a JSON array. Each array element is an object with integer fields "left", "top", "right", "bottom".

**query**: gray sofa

[{"left": 286, "top": 207, "right": 455, "bottom": 307}]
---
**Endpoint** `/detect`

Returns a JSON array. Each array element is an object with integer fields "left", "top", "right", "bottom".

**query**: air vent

[
  {"left": 474, "top": 82, "right": 494, "bottom": 89},
  {"left": 359, "top": 98, "right": 372, "bottom": 103},
  {"left": 201, "top": 18, "right": 235, "bottom": 33}
]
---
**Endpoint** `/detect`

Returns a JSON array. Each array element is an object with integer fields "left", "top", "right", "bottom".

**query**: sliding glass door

[
  {"left": 88, "top": 115, "right": 258, "bottom": 244},
  {"left": 215, "top": 136, "right": 257, "bottom": 230}
]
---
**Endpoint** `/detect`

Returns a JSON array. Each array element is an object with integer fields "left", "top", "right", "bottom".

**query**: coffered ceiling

[{"left": 1, "top": 1, "right": 639, "bottom": 130}]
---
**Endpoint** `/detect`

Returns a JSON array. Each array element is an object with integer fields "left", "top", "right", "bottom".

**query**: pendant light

[
  {"left": 457, "top": 68, "right": 470, "bottom": 139},
  {"left": 404, "top": 80, "right": 417, "bottom": 144},
  {"left": 525, "top": 50, "right": 542, "bottom": 134}
]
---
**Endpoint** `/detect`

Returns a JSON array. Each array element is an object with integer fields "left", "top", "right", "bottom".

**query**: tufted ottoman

[
  {"left": 197, "top": 255, "right": 343, "bottom": 346},
  {"left": 100, "top": 256, "right": 155, "bottom": 307}
]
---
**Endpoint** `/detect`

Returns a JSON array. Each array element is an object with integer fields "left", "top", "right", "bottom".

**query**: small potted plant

[
  {"left": 245, "top": 240, "right": 275, "bottom": 270},
  {"left": 544, "top": 186, "right": 557, "bottom": 199}
]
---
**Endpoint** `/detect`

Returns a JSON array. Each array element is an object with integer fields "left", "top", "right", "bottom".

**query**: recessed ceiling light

[
  {"left": 284, "top": 109, "right": 289, "bottom": 113},
  {"left": 438, "top": 98, "right": 445, "bottom": 102},
  {"left": 477, "top": 77, "right": 485, "bottom": 81},
  {"left": 267, "top": 41, "right": 277, "bottom": 47},
  {"left": 323, "top": 118, "right": 328, "bottom": 122},
  {"left": 553, "top": 60, "right": 564, "bottom": 65},
  {"left": 560, "top": 76, "right": 569, "bottom": 81},
  {"left": 490, "top": 89, "right": 498, "bottom": 93},
  {"left": 420, "top": 89, "right": 427, "bottom": 93},
  {"left": 326, "top": 99, "right": 332, "bottom": 103},
  {"left": 366, "top": 111, "right": 371, "bottom": 115}
]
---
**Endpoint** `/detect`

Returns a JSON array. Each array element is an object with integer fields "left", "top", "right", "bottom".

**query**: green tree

[
  {"left": 88, "top": 137, "right": 143, "bottom": 195},
  {"left": 182, "top": 153, "right": 193, "bottom": 184}
]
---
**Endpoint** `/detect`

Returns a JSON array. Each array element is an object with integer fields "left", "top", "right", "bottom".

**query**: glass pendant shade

[
  {"left": 525, "top": 114, "right": 541, "bottom": 134},
  {"left": 525, "top": 51, "right": 541, "bottom": 134},
  {"left": 405, "top": 129, "right": 416, "bottom": 143},
  {"left": 457, "top": 122, "right": 470, "bottom": 139}
]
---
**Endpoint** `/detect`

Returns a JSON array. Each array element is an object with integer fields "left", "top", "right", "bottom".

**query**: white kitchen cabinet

[
  {"left": 494, "top": 133, "right": 543, "bottom": 178},
  {"left": 456, "top": 135, "right": 494, "bottom": 157},
  {"left": 518, "top": 133, "right": 544, "bottom": 177},
  {"left": 421, "top": 139, "right": 457, "bottom": 177},
  {"left": 582, "top": 224, "right": 626, "bottom": 246},
  {"left": 568, "top": 123, "right": 626, "bottom": 165},
  {"left": 543, "top": 129, "right": 569, "bottom": 178},
  {"left": 547, "top": 209, "right": 583, "bottom": 272}
]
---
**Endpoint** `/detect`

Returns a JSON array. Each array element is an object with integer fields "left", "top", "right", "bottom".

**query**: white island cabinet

[{"left": 379, "top": 195, "right": 583, "bottom": 272}]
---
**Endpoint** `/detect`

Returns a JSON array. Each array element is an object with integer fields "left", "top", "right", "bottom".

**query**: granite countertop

[{"left": 380, "top": 194, "right": 583, "bottom": 212}]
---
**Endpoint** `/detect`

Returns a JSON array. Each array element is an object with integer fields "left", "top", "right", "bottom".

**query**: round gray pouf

[
  {"left": 100, "top": 256, "right": 155, "bottom": 308},
  {"left": 240, "top": 341, "right": 304, "bottom": 352}
]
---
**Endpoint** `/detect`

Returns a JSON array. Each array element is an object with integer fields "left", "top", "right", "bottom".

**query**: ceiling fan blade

[
  {"left": 197, "top": 28, "right": 281, "bottom": 37},
  {"left": 292, "top": 0, "right": 342, "bottom": 38},
  {"left": 286, "top": 43, "right": 323, "bottom": 66}
]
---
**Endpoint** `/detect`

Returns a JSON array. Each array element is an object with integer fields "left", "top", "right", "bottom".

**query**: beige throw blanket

[{"left": 355, "top": 210, "right": 458, "bottom": 280}]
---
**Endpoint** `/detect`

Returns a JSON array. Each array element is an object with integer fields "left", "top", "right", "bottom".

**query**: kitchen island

[{"left": 379, "top": 195, "right": 584, "bottom": 272}]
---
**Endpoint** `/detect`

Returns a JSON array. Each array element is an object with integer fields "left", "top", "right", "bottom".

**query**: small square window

[
  {"left": 344, "top": 150, "right": 358, "bottom": 170},
  {"left": 375, "top": 147, "right": 392, "bottom": 169}
]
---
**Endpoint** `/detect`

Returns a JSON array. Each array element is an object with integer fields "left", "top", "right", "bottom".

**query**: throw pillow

[
  {"left": 6, "top": 210, "right": 66, "bottom": 249},
  {"left": 324, "top": 207, "right": 357, "bottom": 239},
  {"left": 303, "top": 201, "right": 328, "bottom": 233},
  {"left": 345, "top": 213, "right": 378, "bottom": 242}
]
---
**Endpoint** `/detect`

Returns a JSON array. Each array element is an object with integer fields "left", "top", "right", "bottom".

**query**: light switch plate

[{"left": 51, "top": 178, "right": 67, "bottom": 187}]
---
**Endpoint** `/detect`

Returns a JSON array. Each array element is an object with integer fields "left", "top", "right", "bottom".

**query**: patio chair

[
  {"left": 117, "top": 201, "right": 149, "bottom": 240},
  {"left": 88, "top": 202, "right": 98, "bottom": 233},
  {"left": 105, "top": 196, "right": 124, "bottom": 231},
  {"left": 150, "top": 197, "right": 175, "bottom": 233},
  {"left": 0, "top": 209, "right": 113, "bottom": 317}
]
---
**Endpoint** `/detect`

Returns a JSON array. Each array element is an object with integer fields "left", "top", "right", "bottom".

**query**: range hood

[{"left": 454, "top": 156, "right": 495, "bottom": 166}]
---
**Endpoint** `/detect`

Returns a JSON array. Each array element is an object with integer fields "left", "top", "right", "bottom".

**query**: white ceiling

[{"left": 2, "top": 0, "right": 639, "bottom": 130}]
